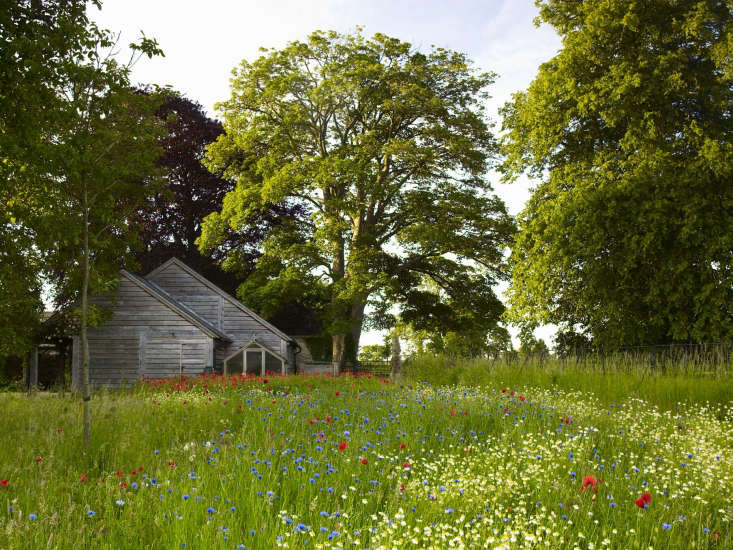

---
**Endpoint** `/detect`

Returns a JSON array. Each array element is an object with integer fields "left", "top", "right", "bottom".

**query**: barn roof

[
  {"left": 122, "top": 270, "right": 230, "bottom": 341},
  {"left": 146, "top": 258, "right": 294, "bottom": 343}
]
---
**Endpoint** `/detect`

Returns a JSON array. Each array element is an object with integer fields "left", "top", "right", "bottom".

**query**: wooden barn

[{"left": 70, "top": 258, "right": 297, "bottom": 389}]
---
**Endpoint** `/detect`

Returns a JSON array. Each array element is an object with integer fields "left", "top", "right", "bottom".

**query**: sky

[{"left": 89, "top": 0, "right": 562, "bottom": 348}]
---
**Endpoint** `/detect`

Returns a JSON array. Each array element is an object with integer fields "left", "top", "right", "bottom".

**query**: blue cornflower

[
  {"left": 662, "top": 523, "right": 671, "bottom": 530},
  {"left": 250, "top": 530, "right": 256, "bottom": 536},
  {"left": 207, "top": 508, "right": 215, "bottom": 514},
  {"left": 679, "top": 516, "right": 686, "bottom": 522},
  {"left": 610, "top": 503, "right": 616, "bottom": 508},
  {"left": 131, "top": 482, "right": 138, "bottom": 489},
  {"left": 445, "top": 508, "right": 454, "bottom": 514},
  {"left": 29, "top": 513, "right": 38, "bottom": 520},
  {"left": 562, "top": 515, "right": 568, "bottom": 520},
  {"left": 182, "top": 494, "right": 189, "bottom": 501},
  {"left": 154, "top": 450, "right": 159, "bottom": 455}
]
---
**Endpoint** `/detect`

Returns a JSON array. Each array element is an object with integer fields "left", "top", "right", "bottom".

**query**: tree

[
  {"left": 132, "top": 92, "right": 306, "bottom": 294},
  {"left": 200, "top": 30, "right": 515, "bottom": 367},
  {"left": 0, "top": 0, "right": 97, "bottom": 357},
  {"left": 501, "top": 0, "right": 733, "bottom": 346},
  {"left": 45, "top": 31, "right": 164, "bottom": 450}
]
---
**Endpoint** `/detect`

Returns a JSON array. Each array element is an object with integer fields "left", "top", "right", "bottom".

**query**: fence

[
  {"left": 301, "top": 360, "right": 393, "bottom": 377},
  {"left": 493, "top": 342, "right": 732, "bottom": 376}
]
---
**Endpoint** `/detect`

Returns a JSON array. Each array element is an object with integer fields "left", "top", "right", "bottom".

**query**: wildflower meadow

[{"left": 0, "top": 365, "right": 731, "bottom": 549}]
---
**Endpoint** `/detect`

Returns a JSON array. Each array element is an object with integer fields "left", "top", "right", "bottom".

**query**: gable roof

[
  {"left": 121, "top": 270, "right": 230, "bottom": 341},
  {"left": 146, "top": 258, "right": 294, "bottom": 343},
  {"left": 223, "top": 337, "right": 288, "bottom": 364}
]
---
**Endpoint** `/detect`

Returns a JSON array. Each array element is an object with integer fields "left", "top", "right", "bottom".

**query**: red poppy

[
  {"left": 326, "top": 416, "right": 331, "bottom": 423},
  {"left": 502, "top": 388, "right": 507, "bottom": 393},
  {"left": 0, "top": 480, "right": 8, "bottom": 488},
  {"left": 565, "top": 417, "right": 570, "bottom": 424},
  {"left": 450, "top": 409, "right": 456, "bottom": 416},
  {"left": 80, "top": 473, "right": 87, "bottom": 483},
  {"left": 579, "top": 476, "right": 600, "bottom": 493},
  {"left": 137, "top": 467, "right": 143, "bottom": 472},
  {"left": 167, "top": 461, "right": 175, "bottom": 468},
  {"left": 339, "top": 442, "right": 348, "bottom": 451},
  {"left": 635, "top": 492, "right": 652, "bottom": 508},
  {"left": 403, "top": 462, "right": 410, "bottom": 469},
  {"left": 131, "top": 470, "right": 136, "bottom": 476},
  {"left": 116, "top": 470, "right": 122, "bottom": 478},
  {"left": 120, "top": 482, "right": 127, "bottom": 488},
  {"left": 34, "top": 456, "right": 42, "bottom": 463},
  {"left": 361, "top": 458, "right": 368, "bottom": 465},
  {"left": 399, "top": 483, "right": 405, "bottom": 491},
  {"left": 519, "top": 395, "right": 525, "bottom": 402},
  {"left": 57, "top": 428, "right": 63, "bottom": 434},
  {"left": 335, "top": 391, "right": 340, "bottom": 396},
  {"left": 510, "top": 391, "right": 515, "bottom": 396},
  {"left": 399, "top": 443, "right": 406, "bottom": 449}
]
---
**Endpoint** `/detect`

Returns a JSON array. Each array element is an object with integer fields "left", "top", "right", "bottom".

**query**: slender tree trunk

[{"left": 81, "top": 188, "right": 91, "bottom": 451}]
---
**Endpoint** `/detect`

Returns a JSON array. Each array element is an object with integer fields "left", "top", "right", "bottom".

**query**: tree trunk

[
  {"left": 350, "top": 301, "right": 366, "bottom": 361},
  {"left": 81, "top": 189, "right": 91, "bottom": 452},
  {"left": 329, "top": 219, "right": 346, "bottom": 373},
  {"left": 331, "top": 334, "right": 345, "bottom": 375},
  {"left": 391, "top": 332, "right": 402, "bottom": 383}
]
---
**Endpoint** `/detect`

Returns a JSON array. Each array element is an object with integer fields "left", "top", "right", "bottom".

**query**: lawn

[{"left": 0, "top": 369, "right": 731, "bottom": 549}]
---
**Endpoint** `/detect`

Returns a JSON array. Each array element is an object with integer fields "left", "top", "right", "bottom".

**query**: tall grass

[
  {"left": 403, "top": 354, "right": 733, "bottom": 410},
  {"left": 0, "top": 371, "right": 730, "bottom": 548}
]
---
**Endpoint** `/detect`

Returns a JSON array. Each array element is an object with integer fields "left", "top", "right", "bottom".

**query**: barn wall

[
  {"left": 151, "top": 261, "right": 293, "bottom": 371},
  {"left": 71, "top": 274, "right": 215, "bottom": 389}
]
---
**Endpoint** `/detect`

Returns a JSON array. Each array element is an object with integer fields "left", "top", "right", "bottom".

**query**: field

[{"left": 0, "top": 363, "right": 731, "bottom": 549}]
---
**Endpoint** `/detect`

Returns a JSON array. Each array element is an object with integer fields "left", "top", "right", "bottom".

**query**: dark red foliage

[{"left": 132, "top": 93, "right": 307, "bottom": 294}]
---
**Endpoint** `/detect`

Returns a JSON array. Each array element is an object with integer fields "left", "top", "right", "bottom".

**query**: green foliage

[
  {"left": 0, "top": 1, "right": 96, "bottom": 355},
  {"left": 359, "top": 343, "right": 391, "bottom": 362},
  {"left": 200, "top": 29, "right": 514, "bottom": 357},
  {"left": 501, "top": 0, "right": 733, "bottom": 346}
]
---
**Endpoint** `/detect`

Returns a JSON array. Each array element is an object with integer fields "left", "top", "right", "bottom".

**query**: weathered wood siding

[
  {"left": 147, "top": 265, "right": 221, "bottom": 327},
  {"left": 91, "top": 276, "right": 202, "bottom": 329},
  {"left": 88, "top": 336, "right": 139, "bottom": 388},
  {"left": 71, "top": 274, "right": 214, "bottom": 389},
  {"left": 150, "top": 262, "right": 291, "bottom": 368},
  {"left": 143, "top": 336, "right": 209, "bottom": 378}
]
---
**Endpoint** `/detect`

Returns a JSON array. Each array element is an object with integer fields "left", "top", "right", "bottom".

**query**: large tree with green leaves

[
  {"left": 501, "top": 0, "right": 733, "bottom": 346},
  {"left": 201, "top": 30, "right": 514, "bottom": 366}
]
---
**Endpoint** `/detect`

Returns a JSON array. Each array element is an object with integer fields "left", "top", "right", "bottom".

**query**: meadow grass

[
  {"left": 0, "top": 368, "right": 730, "bottom": 549},
  {"left": 405, "top": 355, "right": 733, "bottom": 412}
]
